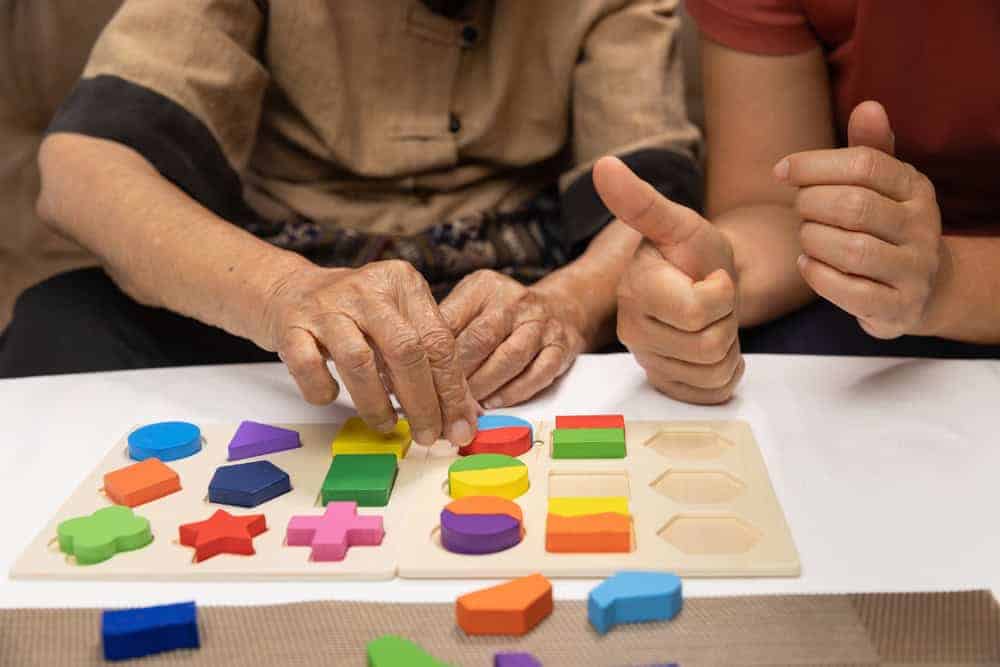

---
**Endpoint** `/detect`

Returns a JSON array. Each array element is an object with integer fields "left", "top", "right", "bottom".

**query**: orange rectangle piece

[
  {"left": 544, "top": 512, "right": 632, "bottom": 553},
  {"left": 555, "top": 414, "right": 625, "bottom": 430},
  {"left": 103, "top": 458, "right": 181, "bottom": 507}
]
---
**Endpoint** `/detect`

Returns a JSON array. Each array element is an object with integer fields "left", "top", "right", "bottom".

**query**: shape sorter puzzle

[{"left": 11, "top": 419, "right": 799, "bottom": 581}]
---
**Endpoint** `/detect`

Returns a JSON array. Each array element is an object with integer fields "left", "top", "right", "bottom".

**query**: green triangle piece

[
  {"left": 321, "top": 454, "right": 398, "bottom": 507},
  {"left": 552, "top": 427, "right": 627, "bottom": 459},
  {"left": 57, "top": 506, "right": 153, "bottom": 565},
  {"left": 366, "top": 635, "right": 451, "bottom": 667}
]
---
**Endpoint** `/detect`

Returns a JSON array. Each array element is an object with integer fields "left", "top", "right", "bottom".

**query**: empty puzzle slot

[
  {"left": 643, "top": 429, "right": 733, "bottom": 461},
  {"left": 657, "top": 514, "right": 760, "bottom": 555},
  {"left": 547, "top": 471, "right": 630, "bottom": 499},
  {"left": 650, "top": 470, "right": 745, "bottom": 504}
]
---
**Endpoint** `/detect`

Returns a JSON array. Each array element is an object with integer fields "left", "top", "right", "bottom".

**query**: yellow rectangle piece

[
  {"left": 331, "top": 417, "right": 412, "bottom": 460},
  {"left": 547, "top": 496, "right": 629, "bottom": 517}
]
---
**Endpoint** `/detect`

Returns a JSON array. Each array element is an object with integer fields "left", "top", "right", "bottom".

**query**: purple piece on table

[
  {"left": 227, "top": 421, "right": 301, "bottom": 461},
  {"left": 494, "top": 652, "right": 542, "bottom": 667},
  {"left": 440, "top": 510, "right": 522, "bottom": 555}
]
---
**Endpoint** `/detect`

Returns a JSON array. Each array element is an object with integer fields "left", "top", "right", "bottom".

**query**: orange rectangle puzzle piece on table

[
  {"left": 103, "top": 458, "right": 181, "bottom": 507},
  {"left": 545, "top": 512, "right": 632, "bottom": 553},
  {"left": 555, "top": 414, "right": 625, "bottom": 430}
]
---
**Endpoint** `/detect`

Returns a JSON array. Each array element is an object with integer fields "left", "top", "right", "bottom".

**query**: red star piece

[{"left": 178, "top": 509, "right": 266, "bottom": 562}]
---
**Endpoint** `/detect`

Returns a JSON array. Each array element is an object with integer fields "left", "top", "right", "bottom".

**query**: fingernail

[
  {"left": 448, "top": 419, "right": 474, "bottom": 447},
  {"left": 375, "top": 419, "right": 397, "bottom": 434},
  {"left": 773, "top": 159, "right": 790, "bottom": 181},
  {"left": 415, "top": 429, "right": 437, "bottom": 446},
  {"left": 796, "top": 254, "right": 807, "bottom": 270},
  {"left": 483, "top": 396, "right": 504, "bottom": 410}
]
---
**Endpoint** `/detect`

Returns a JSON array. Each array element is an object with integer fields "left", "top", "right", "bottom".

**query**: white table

[{"left": 2, "top": 353, "right": 997, "bottom": 608}]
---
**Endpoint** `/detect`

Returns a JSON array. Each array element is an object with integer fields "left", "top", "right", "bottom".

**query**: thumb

[
  {"left": 848, "top": 100, "right": 895, "bottom": 156},
  {"left": 593, "top": 156, "right": 727, "bottom": 280}
]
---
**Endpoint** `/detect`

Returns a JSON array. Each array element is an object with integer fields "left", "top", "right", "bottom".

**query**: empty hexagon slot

[
  {"left": 658, "top": 514, "right": 760, "bottom": 554},
  {"left": 650, "top": 470, "right": 745, "bottom": 504},
  {"left": 643, "top": 429, "right": 733, "bottom": 461}
]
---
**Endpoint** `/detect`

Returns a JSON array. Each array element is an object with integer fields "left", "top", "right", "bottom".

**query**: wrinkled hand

[
  {"left": 780, "top": 101, "right": 945, "bottom": 339},
  {"left": 594, "top": 157, "right": 744, "bottom": 405},
  {"left": 263, "top": 260, "right": 478, "bottom": 446},
  {"left": 439, "top": 270, "right": 586, "bottom": 409}
]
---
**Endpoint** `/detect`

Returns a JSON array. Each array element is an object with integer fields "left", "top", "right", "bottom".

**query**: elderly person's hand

[
  {"left": 439, "top": 270, "right": 586, "bottom": 408},
  {"left": 595, "top": 157, "right": 744, "bottom": 405},
  {"left": 781, "top": 101, "right": 946, "bottom": 339},
  {"left": 263, "top": 259, "right": 478, "bottom": 446}
]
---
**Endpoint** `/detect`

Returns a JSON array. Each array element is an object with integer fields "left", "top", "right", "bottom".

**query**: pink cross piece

[{"left": 285, "top": 501, "right": 384, "bottom": 561}]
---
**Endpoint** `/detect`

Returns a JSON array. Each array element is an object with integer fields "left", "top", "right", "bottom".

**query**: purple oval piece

[{"left": 440, "top": 510, "right": 522, "bottom": 555}]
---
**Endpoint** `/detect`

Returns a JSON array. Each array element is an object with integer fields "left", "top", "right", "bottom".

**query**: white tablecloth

[{"left": 2, "top": 353, "right": 997, "bottom": 608}]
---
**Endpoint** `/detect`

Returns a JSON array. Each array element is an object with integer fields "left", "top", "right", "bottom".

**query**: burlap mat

[{"left": 2, "top": 590, "right": 998, "bottom": 666}]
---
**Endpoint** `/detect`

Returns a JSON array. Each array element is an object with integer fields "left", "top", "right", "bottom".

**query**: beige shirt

[{"left": 53, "top": 0, "right": 700, "bottom": 248}]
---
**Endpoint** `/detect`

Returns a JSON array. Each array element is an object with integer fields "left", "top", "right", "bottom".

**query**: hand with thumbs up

[
  {"left": 594, "top": 156, "right": 745, "bottom": 405},
  {"left": 778, "top": 101, "right": 946, "bottom": 339}
]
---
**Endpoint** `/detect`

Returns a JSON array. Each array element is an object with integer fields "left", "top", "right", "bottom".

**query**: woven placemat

[{"left": 2, "top": 590, "right": 998, "bottom": 666}]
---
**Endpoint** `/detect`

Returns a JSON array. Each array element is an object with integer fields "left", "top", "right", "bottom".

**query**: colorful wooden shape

[
  {"left": 555, "top": 414, "right": 625, "bottom": 430},
  {"left": 545, "top": 512, "right": 632, "bottom": 553},
  {"left": 102, "top": 601, "right": 199, "bottom": 661},
  {"left": 456, "top": 573, "right": 553, "bottom": 636},
  {"left": 440, "top": 496, "right": 524, "bottom": 555},
  {"left": 57, "top": 506, "right": 153, "bottom": 565},
  {"left": 178, "top": 509, "right": 266, "bottom": 562},
  {"left": 459, "top": 415, "right": 533, "bottom": 457},
  {"left": 588, "top": 571, "right": 683, "bottom": 635},
  {"left": 551, "top": 427, "right": 626, "bottom": 459},
  {"left": 321, "top": 453, "right": 397, "bottom": 507},
  {"left": 494, "top": 653, "right": 542, "bottom": 667},
  {"left": 208, "top": 460, "right": 291, "bottom": 508},
  {"left": 367, "top": 635, "right": 451, "bottom": 667},
  {"left": 448, "top": 454, "right": 529, "bottom": 500},
  {"left": 286, "top": 501, "right": 384, "bottom": 561},
  {"left": 128, "top": 421, "right": 202, "bottom": 462},
  {"left": 331, "top": 417, "right": 411, "bottom": 460},
  {"left": 227, "top": 421, "right": 301, "bottom": 460},
  {"left": 103, "top": 458, "right": 180, "bottom": 507},
  {"left": 547, "top": 496, "right": 629, "bottom": 518}
]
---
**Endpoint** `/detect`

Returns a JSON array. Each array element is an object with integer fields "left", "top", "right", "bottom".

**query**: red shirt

[{"left": 686, "top": 0, "right": 1000, "bottom": 230}]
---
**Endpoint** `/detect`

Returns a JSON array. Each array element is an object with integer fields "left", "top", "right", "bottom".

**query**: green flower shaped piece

[{"left": 57, "top": 506, "right": 153, "bottom": 565}]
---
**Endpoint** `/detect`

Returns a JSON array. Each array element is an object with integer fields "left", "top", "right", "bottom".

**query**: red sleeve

[{"left": 685, "top": 0, "right": 818, "bottom": 56}]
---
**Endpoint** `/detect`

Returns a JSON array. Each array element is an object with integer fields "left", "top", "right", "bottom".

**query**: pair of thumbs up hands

[{"left": 594, "top": 101, "right": 944, "bottom": 403}]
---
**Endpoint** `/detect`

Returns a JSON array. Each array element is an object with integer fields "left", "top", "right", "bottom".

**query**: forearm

[
  {"left": 36, "top": 134, "right": 311, "bottom": 349},
  {"left": 914, "top": 234, "right": 1000, "bottom": 343},
  {"left": 714, "top": 204, "right": 816, "bottom": 327},
  {"left": 531, "top": 220, "right": 642, "bottom": 350}
]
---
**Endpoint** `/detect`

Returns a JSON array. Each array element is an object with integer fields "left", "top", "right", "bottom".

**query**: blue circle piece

[
  {"left": 477, "top": 415, "right": 532, "bottom": 431},
  {"left": 128, "top": 421, "right": 202, "bottom": 462}
]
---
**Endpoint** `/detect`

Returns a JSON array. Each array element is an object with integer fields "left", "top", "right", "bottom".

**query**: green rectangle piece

[
  {"left": 552, "top": 427, "right": 626, "bottom": 459},
  {"left": 321, "top": 453, "right": 398, "bottom": 507}
]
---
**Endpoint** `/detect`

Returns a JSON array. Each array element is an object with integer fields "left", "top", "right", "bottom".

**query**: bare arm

[
  {"left": 701, "top": 39, "right": 835, "bottom": 326},
  {"left": 37, "top": 134, "right": 479, "bottom": 445},
  {"left": 37, "top": 134, "right": 308, "bottom": 346}
]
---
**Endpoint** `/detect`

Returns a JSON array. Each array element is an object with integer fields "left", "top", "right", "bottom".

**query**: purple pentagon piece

[
  {"left": 494, "top": 652, "right": 542, "bottom": 667},
  {"left": 227, "top": 421, "right": 301, "bottom": 461},
  {"left": 440, "top": 510, "right": 522, "bottom": 555}
]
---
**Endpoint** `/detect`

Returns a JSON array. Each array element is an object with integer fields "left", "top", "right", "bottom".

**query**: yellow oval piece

[
  {"left": 548, "top": 496, "right": 629, "bottom": 517},
  {"left": 449, "top": 466, "right": 529, "bottom": 500},
  {"left": 331, "top": 417, "right": 412, "bottom": 460}
]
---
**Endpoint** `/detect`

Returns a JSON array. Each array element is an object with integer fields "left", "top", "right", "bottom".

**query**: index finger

[{"left": 777, "top": 146, "right": 916, "bottom": 202}]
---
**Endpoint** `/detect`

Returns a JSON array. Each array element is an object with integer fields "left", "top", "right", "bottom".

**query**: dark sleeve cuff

[
  {"left": 559, "top": 148, "right": 703, "bottom": 252},
  {"left": 46, "top": 74, "right": 270, "bottom": 232}
]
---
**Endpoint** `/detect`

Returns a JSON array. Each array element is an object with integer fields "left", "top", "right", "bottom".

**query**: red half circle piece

[{"left": 458, "top": 426, "right": 532, "bottom": 457}]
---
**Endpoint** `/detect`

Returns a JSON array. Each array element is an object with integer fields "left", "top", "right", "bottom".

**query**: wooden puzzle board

[{"left": 10, "top": 420, "right": 799, "bottom": 581}]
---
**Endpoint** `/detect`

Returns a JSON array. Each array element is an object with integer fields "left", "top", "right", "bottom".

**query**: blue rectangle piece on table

[{"left": 102, "top": 600, "right": 200, "bottom": 661}]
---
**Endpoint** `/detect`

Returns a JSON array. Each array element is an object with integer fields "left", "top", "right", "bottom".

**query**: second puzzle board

[{"left": 11, "top": 419, "right": 800, "bottom": 581}]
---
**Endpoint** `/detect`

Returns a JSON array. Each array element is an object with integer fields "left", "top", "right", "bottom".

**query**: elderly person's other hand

[{"left": 439, "top": 270, "right": 586, "bottom": 409}]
